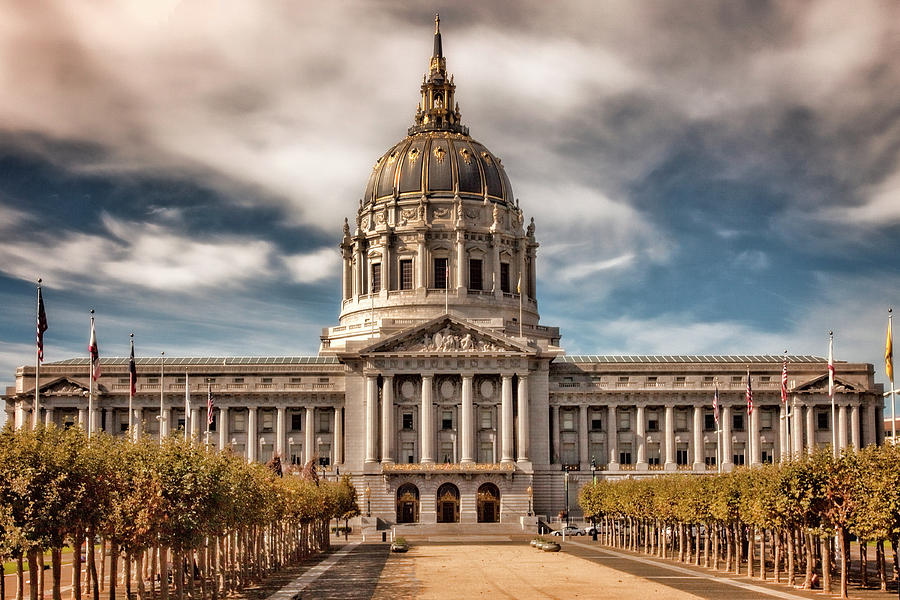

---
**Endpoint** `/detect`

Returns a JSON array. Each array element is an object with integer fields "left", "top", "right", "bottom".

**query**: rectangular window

[
  {"left": 319, "top": 410, "right": 330, "bottom": 433},
  {"left": 261, "top": 377, "right": 272, "bottom": 384},
  {"left": 440, "top": 442, "right": 453, "bottom": 463},
  {"left": 479, "top": 441, "right": 494, "bottom": 464},
  {"left": 817, "top": 410, "right": 829, "bottom": 431},
  {"left": 675, "top": 376, "right": 686, "bottom": 383},
  {"left": 704, "top": 412, "right": 716, "bottom": 431},
  {"left": 402, "top": 442, "right": 415, "bottom": 464},
  {"left": 675, "top": 409, "right": 688, "bottom": 431},
  {"left": 561, "top": 442, "right": 577, "bottom": 465},
  {"left": 647, "top": 411, "right": 659, "bottom": 432},
  {"left": 733, "top": 443, "right": 746, "bottom": 466},
  {"left": 232, "top": 412, "right": 246, "bottom": 433},
  {"left": 441, "top": 410, "right": 453, "bottom": 430},
  {"left": 469, "top": 258, "right": 483, "bottom": 290},
  {"left": 291, "top": 413, "right": 302, "bottom": 431},
  {"left": 617, "top": 410, "right": 631, "bottom": 431},
  {"left": 371, "top": 263, "right": 381, "bottom": 293},
  {"left": 760, "top": 410, "right": 773, "bottom": 431},
  {"left": 618, "top": 376, "right": 630, "bottom": 383},
  {"left": 703, "top": 376, "right": 714, "bottom": 383},
  {"left": 434, "top": 257, "right": 448, "bottom": 289},
  {"left": 705, "top": 443, "right": 718, "bottom": 466},
  {"left": 647, "top": 376, "right": 658, "bottom": 383},
  {"left": 480, "top": 409, "right": 492, "bottom": 430},
  {"left": 118, "top": 377, "right": 129, "bottom": 384},
  {"left": 619, "top": 442, "right": 633, "bottom": 465},
  {"left": 732, "top": 376, "right": 743, "bottom": 383},
  {"left": 291, "top": 377, "right": 302, "bottom": 383},
  {"left": 732, "top": 413, "right": 744, "bottom": 431},
  {"left": 402, "top": 412, "right": 414, "bottom": 430},
  {"left": 761, "top": 444, "right": 775, "bottom": 464},
  {"left": 261, "top": 411, "right": 274, "bottom": 432},
  {"left": 676, "top": 443, "right": 689, "bottom": 465},
  {"left": 318, "top": 377, "right": 329, "bottom": 383},
  {"left": 399, "top": 259, "right": 413, "bottom": 290},
  {"left": 147, "top": 377, "right": 159, "bottom": 384},
  {"left": 500, "top": 262, "right": 510, "bottom": 293},
  {"left": 561, "top": 410, "right": 575, "bottom": 431},
  {"left": 590, "top": 414, "right": 603, "bottom": 431},
  {"left": 175, "top": 377, "right": 185, "bottom": 384},
  {"left": 233, "top": 377, "right": 244, "bottom": 384},
  {"left": 647, "top": 443, "right": 661, "bottom": 465},
  {"left": 760, "top": 376, "right": 771, "bottom": 382}
]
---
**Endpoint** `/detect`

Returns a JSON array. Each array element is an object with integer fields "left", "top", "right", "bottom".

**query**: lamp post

[
  {"left": 364, "top": 485, "right": 371, "bottom": 517},
  {"left": 526, "top": 485, "right": 533, "bottom": 516},
  {"left": 564, "top": 467, "right": 570, "bottom": 526},
  {"left": 288, "top": 437, "right": 294, "bottom": 469},
  {"left": 591, "top": 456, "right": 598, "bottom": 483}
]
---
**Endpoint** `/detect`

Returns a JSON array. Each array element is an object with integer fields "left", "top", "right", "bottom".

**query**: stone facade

[{"left": 2, "top": 17, "right": 884, "bottom": 525}]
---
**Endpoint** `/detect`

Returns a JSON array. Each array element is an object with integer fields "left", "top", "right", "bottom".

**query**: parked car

[
  {"left": 551, "top": 525, "right": 583, "bottom": 537},
  {"left": 582, "top": 525, "right": 598, "bottom": 536}
]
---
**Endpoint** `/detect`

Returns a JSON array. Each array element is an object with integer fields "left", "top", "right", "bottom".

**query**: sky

[{"left": 1, "top": 1, "right": 899, "bottom": 426}]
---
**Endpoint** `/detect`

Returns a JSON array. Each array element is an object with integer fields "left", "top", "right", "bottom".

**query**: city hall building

[{"left": 3, "top": 19, "right": 884, "bottom": 525}]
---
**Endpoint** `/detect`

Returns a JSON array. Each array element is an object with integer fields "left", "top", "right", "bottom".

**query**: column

[
  {"left": 334, "top": 407, "right": 344, "bottom": 465},
  {"left": 366, "top": 375, "right": 378, "bottom": 463},
  {"left": 133, "top": 408, "right": 143, "bottom": 442},
  {"left": 750, "top": 408, "right": 761, "bottom": 465},
  {"left": 461, "top": 375, "right": 474, "bottom": 463},
  {"left": 276, "top": 406, "right": 286, "bottom": 458},
  {"left": 492, "top": 235, "right": 501, "bottom": 297},
  {"left": 722, "top": 404, "right": 733, "bottom": 469},
  {"left": 420, "top": 375, "right": 434, "bottom": 463},
  {"left": 635, "top": 405, "right": 647, "bottom": 469},
  {"left": 791, "top": 397, "right": 803, "bottom": 456},
  {"left": 44, "top": 407, "right": 54, "bottom": 428},
  {"left": 608, "top": 405, "right": 619, "bottom": 469},
  {"left": 779, "top": 403, "right": 788, "bottom": 461},
  {"left": 806, "top": 404, "right": 815, "bottom": 455},
  {"left": 837, "top": 404, "right": 848, "bottom": 450},
  {"left": 664, "top": 404, "right": 675, "bottom": 470},
  {"left": 191, "top": 407, "right": 201, "bottom": 441},
  {"left": 850, "top": 404, "right": 861, "bottom": 449},
  {"left": 578, "top": 404, "right": 589, "bottom": 467},
  {"left": 218, "top": 407, "right": 229, "bottom": 450},
  {"left": 381, "top": 235, "right": 391, "bottom": 296},
  {"left": 305, "top": 406, "right": 315, "bottom": 464},
  {"left": 551, "top": 405, "right": 560, "bottom": 463},
  {"left": 417, "top": 239, "right": 427, "bottom": 290},
  {"left": 500, "top": 375, "right": 514, "bottom": 463},
  {"left": 456, "top": 230, "right": 466, "bottom": 293},
  {"left": 693, "top": 405, "right": 704, "bottom": 471},
  {"left": 516, "top": 375, "right": 529, "bottom": 463},
  {"left": 355, "top": 245, "right": 365, "bottom": 298},
  {"left": 247, "top": 407, "right": 257, "bottom": 462},
  {"left": 94, "top": 409, "right": 103, "bottom": 437},
  {"left": 381, "top": 376, "right": 395, "bottom": 463},
  {"left": 342, "top": 253, "right": 351, "bottom": 299}
]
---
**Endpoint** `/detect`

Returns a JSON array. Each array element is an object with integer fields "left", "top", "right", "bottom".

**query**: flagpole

[
  {"left": 518, "top": 273, "right": 523, "bottom": 339},
  {"left": 88, "top": 309, "right": 94, "bottom": 439},
  {"left": 829, "top": 331, "right": 837, "bottom": 458},
  {"left": 128, "top": 333, "right": 134, "bottom": 439},
  {"left": 714, "top": 378, "right": 721, "bottom": 474},
  {"left": 159, "top": 351, "right": 165, "bottom": 442},
  {"left": 783, "top": 350, "right": 790, "bottom": 461},
  {"left": 33, "top": 278, "right": 42, "bottom": 430},
  {"left": 746, "top": 367, "right": 753, "bottom": 469},
  {"left": 205, "top": 379, "right": 212, "bottom": 447},
  {"left": 889, "top": 309, "right": 895, "bottom": 444},
  {"left": 185, "top": 371, "right": 190, "bottom": 443}
]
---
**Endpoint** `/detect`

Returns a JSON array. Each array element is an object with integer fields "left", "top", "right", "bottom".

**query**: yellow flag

[
  {"left": 887, "top": 316, "right": 894, "bottom": 383},
  {"left": 516, "top": 273, "right": 521, "bottom": 294}
]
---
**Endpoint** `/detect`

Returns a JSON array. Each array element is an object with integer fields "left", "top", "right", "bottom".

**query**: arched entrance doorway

[
  {"left": 396, "top": 483, "right": 419, "bottom": 523},
  {"left": 477, "top": 483, "right": 501, "bottom": 523},
  {"left": 436, "top": 483, "right": 460, "bottom": 523}
]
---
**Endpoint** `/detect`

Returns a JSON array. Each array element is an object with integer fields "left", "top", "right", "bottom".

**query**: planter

[
  {"left": 541, "top": 542, "right": 561, "bottom": 552},
  {"left": 391, "top": 543, "right": 409, "bottom": 553}
]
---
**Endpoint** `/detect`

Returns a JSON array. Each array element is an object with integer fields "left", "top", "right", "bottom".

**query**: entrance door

[
  {"left": 435, "top": 482, "right": 460, "bottom": 523},
  {"left": 396, "top": 484, "right": 419, "bottom": 524},
  {"left": 477, "top": 483, "right": 501, "bottom": 523}
]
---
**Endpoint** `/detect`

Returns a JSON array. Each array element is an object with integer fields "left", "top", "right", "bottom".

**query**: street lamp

[
  {"left": 526, "top": 485, "right": 533, "bottom": 516},
  {"left": 564, "top": 467, "right": 570, "bottom": 526},
  {"left": 364, "top": 485, "right": 371, "bottom": 517},
  {"left": 591, "top": 456, "right": 598, "bottom": 483}
]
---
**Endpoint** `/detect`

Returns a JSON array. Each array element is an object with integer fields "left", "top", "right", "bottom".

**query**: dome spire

[{"left": 410, "top": 15, "right": 467, "bottom": 135}]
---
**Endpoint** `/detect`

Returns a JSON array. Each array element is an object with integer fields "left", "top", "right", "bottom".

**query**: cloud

[{"left": 282, "top": 248, "right": 341, "bottom": 284}]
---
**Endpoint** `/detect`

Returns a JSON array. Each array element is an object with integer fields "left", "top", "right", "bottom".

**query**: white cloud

[{"left": 282, "top": 248, "right": 341, "bottom": 284}]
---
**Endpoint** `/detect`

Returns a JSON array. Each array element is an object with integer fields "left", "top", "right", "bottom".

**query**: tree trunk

[
  {"left": 172, "top": 550, "right": 182, "bottom": 600},
  {"left": 51, "top": 547, "right": 62, "bottom": 600},
  {"left": 158, "top": 547, "right": 168, "bottom": 600},
  {"left": 136, "top": 551, "right": 146, "bottom": 600},
  {"left": 877, "top": 540, "right": 887, "bottom": 591},
  {"left": 27, "top": 549, "right": 39, "bottom": 600},
  {"left": 787, "top": 528, "right": 795, "bottom": 586},
  {"left": 72, "top": 534, "right": 83, "bottom": 600},
  {"left": 148, "top": 547, "right": 156, "bottom": 600},
  {"left": 803, "top": 532, "right": 814, "bottom": 588},
  {"left": 773, "top": 529, "right": 781, "bottom": 583},
  {"left": 747, "top": 527, "right": 755, "bottom": 578},
  {"left": 98, "top": 541, "right": 105, "bottom": 594},
  {"left": 124, "top": 554, "right": 131, "bottom": 600},
  {"left": 108, "top": 542, "right": 117, "bottom": 600},
  {"left": 16, "top": 556, "right": 24, "bottom": 600},
  {"left": 759, "top": 527, "right": 766, "bottom": 580},
  {"left": 860, "top": 539, "right": 868, "bottom": 589},
  {"left": 822, "top": 536, "right": 832, "bottom": 594},
  {"left": 38, "top": 550, "right": 45, "bottom": 600},
  {"left": 837, "top": 529, "right": 849, "bottom": 599}
]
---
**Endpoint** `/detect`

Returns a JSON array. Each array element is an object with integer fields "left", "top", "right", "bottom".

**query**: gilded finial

[{"left": 435, "top": 13, "right": 440, "bottom": 35}]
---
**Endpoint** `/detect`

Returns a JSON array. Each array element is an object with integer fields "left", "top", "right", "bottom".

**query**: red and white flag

[
  {"left": 828, "top": 334, "right": 835, "bottom": 399},
  {"left": 781, "top": 356, "right": 788, "bottom": 404},
  {"left": 89, "top": 317, "right": 100, "bottom": 381},
  {"left": 746, "top": 368, "right": 753, "bottom": 414},
  {"left": 207, "top": 382, "right": 214, "bottom": 426},
  {"left": 713, "top": 383, "right": 720, "bottom": 424}
]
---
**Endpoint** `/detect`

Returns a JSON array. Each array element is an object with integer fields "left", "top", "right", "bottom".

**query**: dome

[
  {"left": 362, "top": 14, "right": 513, "bottom": 207},
  {"left": 363, "top": 132, "right": 513, "bottom": 205}
]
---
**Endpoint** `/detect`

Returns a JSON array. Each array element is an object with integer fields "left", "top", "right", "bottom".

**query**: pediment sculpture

[{"left": 390, "top": 325, "right": 508, "bottom": 353}]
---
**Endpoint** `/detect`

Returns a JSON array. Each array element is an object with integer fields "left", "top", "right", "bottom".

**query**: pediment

[
  {"left": 360, "top": 315, "right": 531, "bottom": 355},
  {"left": 792, "top": 373, "right": 862, "bottom": 394},
  {"left": 17, "top": 376, "right": 100, "bottom": 398}
]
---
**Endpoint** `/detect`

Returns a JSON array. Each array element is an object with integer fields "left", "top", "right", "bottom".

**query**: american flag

[
  {"left": 207, "top": 382, "right": 214, "bottom": 426},
  {"left": 781, "top": 356, "right": 788, "bottom": 404},
  {"left": 36, "top": 286, "right": 48, "bottom": 363},
  {"left": 746, "top": 368, "right": 753, "bottom": 414},
  {"left": 89, "top": 317, "right": 100, "bottom": 381},
  {"left": 713, "top": 383, "right": 720, "bottom": 424},
  {"left": 128, "top": 337, "right": 137, "bottom": 396}
]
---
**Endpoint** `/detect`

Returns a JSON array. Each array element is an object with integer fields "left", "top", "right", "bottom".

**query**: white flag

[
  {"left": 184, "top": 372, "right": 191, "bottom": 435},
  {"left": 828, "top": 335, "right": 835, "bottom": 398}
]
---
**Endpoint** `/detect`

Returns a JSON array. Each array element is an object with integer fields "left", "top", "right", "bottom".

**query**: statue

[
  {"left": 527, "top": 217, "right": 535, "bottom": 238},
  {"left": 460, "top": 333, "right": 475, "bottom": 351},
  {"left": 418, "top": 196, "right": 426, "bottom": 221},
  {"left": 343, "top": 217, "right": 350, "bottom": 237},
  {"left": 492, "top": 203, "right": 500, "bottom": 226}
]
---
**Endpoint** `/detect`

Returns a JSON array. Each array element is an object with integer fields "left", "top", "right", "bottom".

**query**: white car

[{"left": 551, "top": 525, "right": 583, "bottom": 536}]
